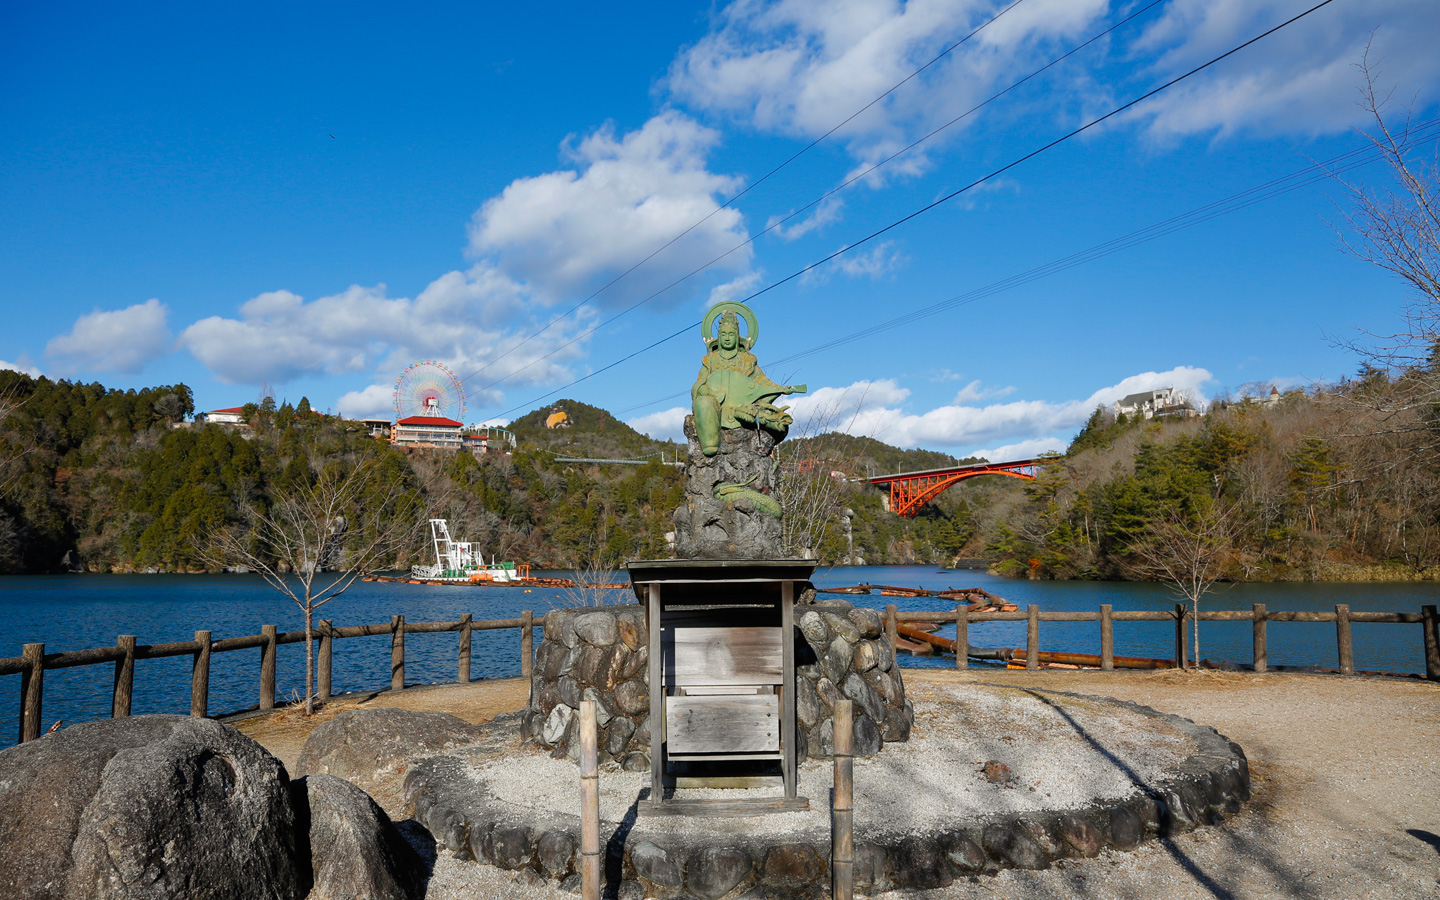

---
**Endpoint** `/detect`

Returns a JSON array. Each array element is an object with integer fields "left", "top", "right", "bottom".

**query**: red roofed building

[
  {"left": 392, "top": 415, "right": 463, "bottom": 450},
  {"left": 198, "top": 406, "right": 248, "bottom": 428}
]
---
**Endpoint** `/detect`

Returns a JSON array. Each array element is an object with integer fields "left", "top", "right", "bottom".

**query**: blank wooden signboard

[{"left": 667, "top": 694, "right": 780, "bottom": 755}]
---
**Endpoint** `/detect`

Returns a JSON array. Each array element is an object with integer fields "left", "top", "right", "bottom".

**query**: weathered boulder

[
  {"left": 0, "top": 714, "right": 303, "bottom": 900},
  {"left": 296, "top": 708, "right": 486, "bottom": 789},
  {"left": 292, "top": 774, "right": 425, "bottom": 900},
  {"left": 673, "top": 415, "right": 783, "bottom": 559}
]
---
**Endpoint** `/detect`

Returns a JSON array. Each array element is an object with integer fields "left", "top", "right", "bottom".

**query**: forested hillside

[{"left": 2, "top": 369, "right": 1437, "bottom": 579}]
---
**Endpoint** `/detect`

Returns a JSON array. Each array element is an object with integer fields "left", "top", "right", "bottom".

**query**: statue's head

[
  {"left": 717, "top": 311, "right": 741, "bottom": 351},
  {"left": 702, "top": 300, "right": 758, "bottom": 352}
]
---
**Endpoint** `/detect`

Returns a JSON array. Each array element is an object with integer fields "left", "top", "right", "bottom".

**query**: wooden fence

[
  {"left": 6, "top": 602, "right": 1438, "bottom": 746},
  {"left": 883, "top": 602, "right": 1440, "bottom": 680},
  {"left": 1, "top": 611, "right": 539, "bottom": 744}
]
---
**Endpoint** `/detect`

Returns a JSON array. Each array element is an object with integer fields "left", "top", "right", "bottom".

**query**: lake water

[{"left": 2, "top": 566, "right": 1436, "bottom": 747}]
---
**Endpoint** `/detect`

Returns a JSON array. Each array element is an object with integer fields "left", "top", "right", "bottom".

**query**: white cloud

[
  {"left": 628, "top": 405, "right": 689, "bottom": 442},
  {"left": 45, "top": 299, "right": 172, "bottom": 374},
  {"left": 969, "top": 437, "right": 1069, "bottom": 460},
  {"left": 0, "top": 360, "right": 42, "bottom": 378},
  {"left": 792, "top": 366, "right": 1213, "bottom": 454},
  {"left": 179, "top": 265, "right": 589, "bottom": 393},
  {"left": 1129, "top": 0, "right": 1440, "bottom": 139},
  {"left": 468, "top": 110, "right": 753, "bottom": 308},
  {"left": 953, "top": 380, "right": 1015, "bottom": 403},
  {"left": 669, "top": 0, "right": 1108, "bottom": 164},
  {"left": 335, "top": 384, "right": 395, "bottom": 421}
]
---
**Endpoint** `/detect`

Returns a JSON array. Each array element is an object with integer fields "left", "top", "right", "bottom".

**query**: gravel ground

[{"left": 240, "top": 667, "right": 1440, "bottom": 899}]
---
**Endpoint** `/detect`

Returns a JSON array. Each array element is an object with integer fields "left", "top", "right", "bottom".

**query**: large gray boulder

[
  {"left": 292, "top": 774, "right": 425, "bottom": 900},
  {"left": 296, "top": 708, "right": 486, "bottom": 789},
  {"left": 0, "top": 714, "right": 303, "bottom": 900}
]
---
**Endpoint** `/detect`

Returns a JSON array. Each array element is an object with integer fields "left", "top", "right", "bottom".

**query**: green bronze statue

[{"left": 691, "top": 301, "right": 806, "bottom": 457}]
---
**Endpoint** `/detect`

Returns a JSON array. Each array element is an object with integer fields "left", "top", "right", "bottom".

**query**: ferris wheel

[{"left": 393, "top": 361, "right": 466, "bottom": 422}]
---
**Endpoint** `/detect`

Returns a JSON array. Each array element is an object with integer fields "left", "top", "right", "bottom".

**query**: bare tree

[
  {"left": 1130, "top": 500, "right": 1235, "bottom": 667},
  {"left": 777, "top": 389, "right": 870, "bottom": 559},
  {"left": 204, "top": 456, "right": 424, "bottom": 714},
  {"left": 0, "top": 383, "right": 28, "bottom": 500}
]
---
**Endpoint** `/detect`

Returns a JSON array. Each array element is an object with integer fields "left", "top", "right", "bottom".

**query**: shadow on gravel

[
  {"left": 1408, "top": 829, "right": 1440, "bottom": 855},
  {"left": 1019, "top": 688, "right": 1333, "bottom": 900},
  {"left": 604, "top": 793, "right": 642, "bottom": 897}
]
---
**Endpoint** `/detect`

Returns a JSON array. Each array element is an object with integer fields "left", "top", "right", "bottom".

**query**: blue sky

[{"left": 4, "top": 0, "right": 1439, "bottom": 459}]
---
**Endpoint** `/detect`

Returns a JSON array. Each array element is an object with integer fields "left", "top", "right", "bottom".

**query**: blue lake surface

[{"left": 2, "top": 566, "right": 1436, "bottom": 747}]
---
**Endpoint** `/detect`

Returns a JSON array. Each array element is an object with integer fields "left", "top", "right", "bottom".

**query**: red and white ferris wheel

[{"left": 393, "top": 361, "right": 466, "bottom": 422}]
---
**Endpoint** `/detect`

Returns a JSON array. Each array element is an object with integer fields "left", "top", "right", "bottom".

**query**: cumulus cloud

[
  {"left": 179, "top": 264, "right": 588, "bottom": 391},
  {"left": 1129, "top": 0, "right": 1440, "bottom": 139},
  {"left": 628, "top": 405, "right": 690, "bottom": 442},
  {"left": 788, "top": 366, "right": 1213, "bottom": 454},
  {"left": 953, "top": 380, "right": 1015, "bottom": 403},
  {"left": 669, "top": 0, "right": 1108, "bottom": 165},
  {"left": 335, "top": 384, "right": 396, "bottom": 421},
  {"left": 0, "top": 359, "right": 42, "bottom": 378},
  {"left": 46, "top": 299, "right": 172, "bottom": 374},
  {"left": 468, "top": 110, "right": 752, "bottom": 308}
]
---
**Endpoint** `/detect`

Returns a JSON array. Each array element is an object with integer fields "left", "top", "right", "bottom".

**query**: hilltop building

[
  {"left": 358, "top": 418, "right": 392, "bottom": 439},
  {"left": 391, "top": 416, "right": 463, "bottom": 450},
  {"left": 197, "top": 407, "right": 248, "bottom": 428},
  {"left": 1114, "top": 387, "right": 1198, "bottom": 420},
  {"left": 462, "top": 426, "right": 516, "bottom": 456}
]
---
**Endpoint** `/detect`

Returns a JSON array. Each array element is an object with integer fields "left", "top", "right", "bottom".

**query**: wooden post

[
  {"left": 391, "top": 615, "right": 405, "bottom": 691},
  {"left": 579, "top": 699, "right": 601, "bottom": 900},
  {"left": 1252, "top": 604, "right": 1268, "bottom": 674},
  {"left": 1335, "top": 604, "right": 1353, "bottom": 675},
  {"left": 781, "top": 582, "right": 797, "bottom": 800},
  {"left": 190, "top": 630, "right": 211, "bottom": 717},
  {"left": 1025, "top": 605, "right": 1039, "bottom": 670},
  {"left": 1099, "top": 604, "right": 1114, "bottom": 671},
  {"left": 647, "top": 584, "right": 664, "bottom": 806},
  {"left": 260, "top": 624, "right": 277, "bottom": 710},
  {"left": 19, "top": 643, "right": 43, "bottom": 743},
  {"left": 458, "top": 613, "right": 472, "bottom": 683},
  {"left": 884, "top": 604, "right": 897, "bottom": 655},
  {"left": 520, "top": 610, "right": 534, "bottom": 677},
  {"left": 113, "top": 635, "right": 136, "bottom": 717},
  {"left": 318, "top": 619, "right": 333, "bottom": 701},
  {"left": 1174, "top": 604, "right": 1188, "bottom": 671},
  {"left": 1423, "top": 605, "right": 1440, "bottom": 682},
  {"left": 832, "top": 697, "right": 854, "bottom": 900},
  {"left": 954, "top": 604, "right": 968, "bottom": 670}
]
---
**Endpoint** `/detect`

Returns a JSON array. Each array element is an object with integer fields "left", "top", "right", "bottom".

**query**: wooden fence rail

[
  {"left": 5, "top": 612, "right": 542, "bottom": 745},
  {"left": 886, "top": 603, "right": 1440, "bottom": 680},
  {"left": 8, "top": 602, "right": 1439, "bottom": 745}
]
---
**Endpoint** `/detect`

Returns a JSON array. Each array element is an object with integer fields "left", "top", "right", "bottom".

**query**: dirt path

[
  {"left": 230, "top": 669, "right": 1440, "bottom": 899},
  {"left": 228, "top": 677, "right": 530, "bottom": 772}
]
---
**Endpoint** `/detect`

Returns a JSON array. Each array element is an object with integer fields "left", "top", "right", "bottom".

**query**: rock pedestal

[
  {"left": 672, "top": 415, "right": 783, "bottom": 559},
  {"left": 523, "top": 600, "right": 911, "bottom": 763}
]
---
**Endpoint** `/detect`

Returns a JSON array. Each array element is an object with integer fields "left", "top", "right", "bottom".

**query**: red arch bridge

[{"left": 864, "top": 458, "right": 1053, "bottom": 517}]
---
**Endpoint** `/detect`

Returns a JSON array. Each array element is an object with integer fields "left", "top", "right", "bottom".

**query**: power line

[
  {"left": 456, "top": 0, "right": 1032, "bottom": 387},
  {"left": 615, "top": 117, "right": 1440, "bottom": 416},
  {"left": 493, "top": 0, "right": 1343, "bottom": 421},
  {"left": 472, "top": 0, "right": 1169, "bottom": 399}
]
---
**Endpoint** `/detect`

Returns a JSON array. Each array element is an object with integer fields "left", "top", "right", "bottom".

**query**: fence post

[
  {"left": 1025, "top": 605, "right": 1039, "bottom": 670},
  {"left": 1335, "top": 604, "right": 1353, "bottom": 675},
  {"left": 260, "top": 624, "right": 277, "bottom": 710},
  {"left": 1100, "top": 604, "right": 1114, "bottom": 671},
  {"left": 1423, "top": 605, "right": 1440, "bottom": 682},
  {"left": 458, "top": 613, "right": 472, "bottom": 683},
  {"left": 884, "top": 604, "right": 897, "bottom": 656},
  {"left": 521, "top": 610, "right": 533, "bottom": 677},
  {"left": 832, "top": 697, "right": 854, "bottom": 900},
  {"left": 318, "top": 620, "right": 333, "bottom": 701},
  {"left": 1174, "top": 605, "right": 1188, "bottom": 670},
  {"left": 954, "top": 604, "right": 968, "bottom": 670},
  {"left": 19, "top": 643, "right": 43, "bottom": 743},
  {"left": 191, "top": 630, "right": 211, "bottom": 717},
  {"left": 113, "top": 635, "right": 136, "bottom": 717},
  {"left": 391, "top": 615, "right": 405, "bottom": 692},
  {"left": 1252, "top": 604, "right": 1267, "bottom": 673},
  {"left": 579, "top": 699, "right": 601, "bottom": 900}
]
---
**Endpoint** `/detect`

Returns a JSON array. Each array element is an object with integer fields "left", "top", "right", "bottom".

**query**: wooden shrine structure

[{"left": 627, "top": 559, "right": 815, "bottom": 816}]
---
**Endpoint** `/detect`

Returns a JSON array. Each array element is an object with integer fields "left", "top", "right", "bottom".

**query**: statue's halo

[{"left": 702, "top": 300, "right": 759, "bottom": 352}]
